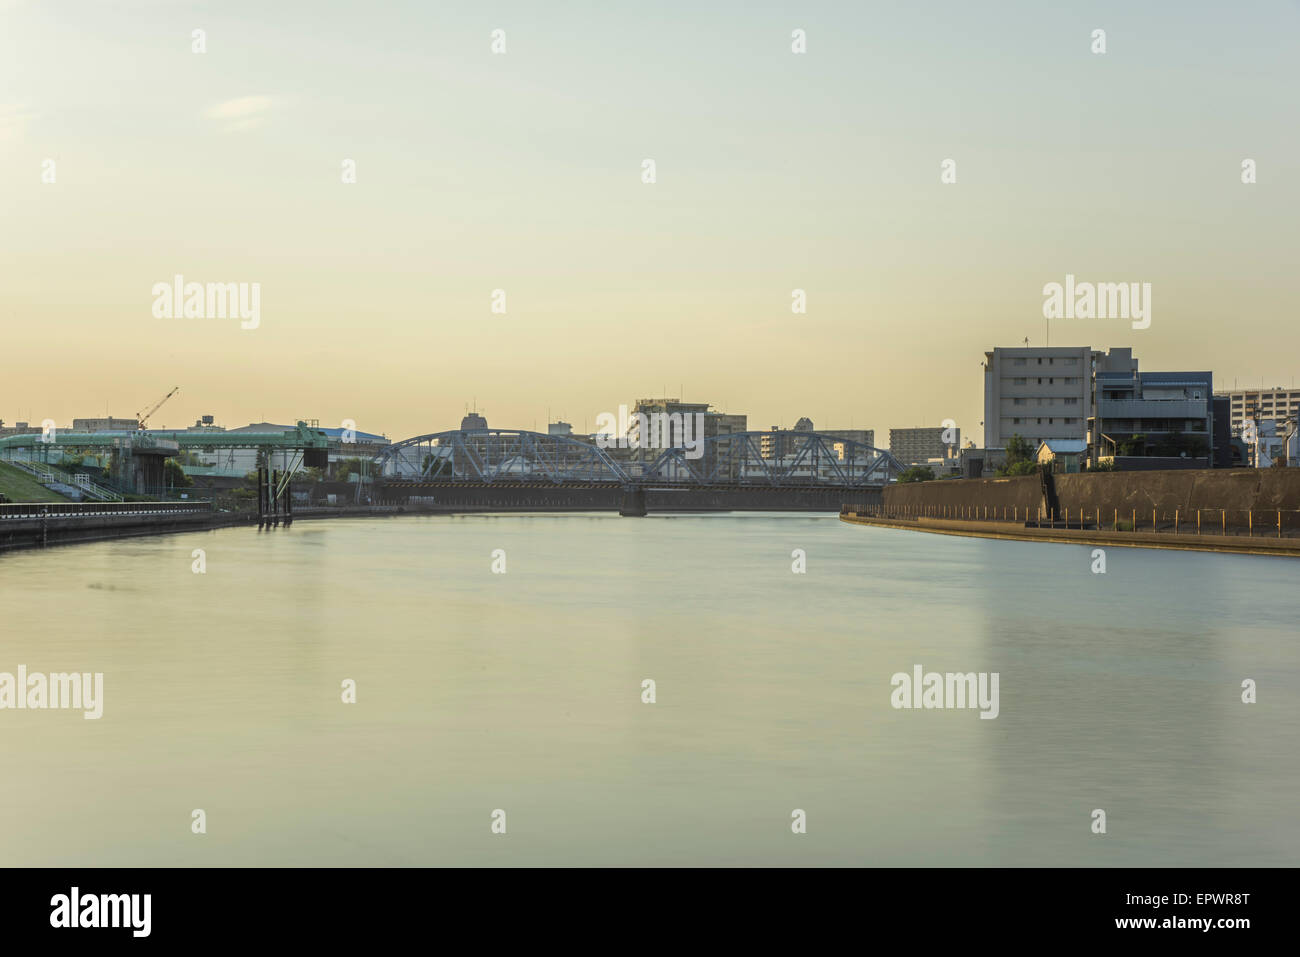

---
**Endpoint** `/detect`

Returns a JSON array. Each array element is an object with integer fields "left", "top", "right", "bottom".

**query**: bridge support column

[{"left": 618, "top": 486, "right": 647, "bottom": 517}]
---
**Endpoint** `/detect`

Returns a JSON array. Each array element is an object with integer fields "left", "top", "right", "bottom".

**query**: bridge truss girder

[{"left": 377, "top": 429, "right": 905, "bottom": 488}]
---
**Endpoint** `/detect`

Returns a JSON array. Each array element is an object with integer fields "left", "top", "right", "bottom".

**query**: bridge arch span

[{"left": 376, "top": 428, "right": 905, "bottom": 487}]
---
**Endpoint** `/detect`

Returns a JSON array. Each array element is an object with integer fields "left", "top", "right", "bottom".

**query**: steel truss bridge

[{"left": 375, "top": 429, "right": 905, "bottom": 488}]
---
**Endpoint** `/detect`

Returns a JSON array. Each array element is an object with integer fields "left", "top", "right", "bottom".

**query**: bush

[
  {"left": 898, "top": 466, "right": 934, "bottom": 483},
  {"left": 997, "top": 459, "right": 1038, "bottom": 477}
]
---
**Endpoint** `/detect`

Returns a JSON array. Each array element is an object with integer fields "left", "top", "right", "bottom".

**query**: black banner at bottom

[{"left": 0, "top": 867, "right": 1278, "bottom": 943}]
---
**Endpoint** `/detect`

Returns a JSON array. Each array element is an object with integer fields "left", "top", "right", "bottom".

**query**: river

[{"left": 1, "top": 513, "right": 1296, "bottom": 865}]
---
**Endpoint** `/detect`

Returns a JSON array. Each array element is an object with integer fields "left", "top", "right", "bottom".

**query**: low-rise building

[
  {"left": 72, "top": 416, "right": 139, "bottom": 432},
  {"left": 1036, "top": 439, "right": 1087, "bottom": 473},
  {"left": 959, "top": 446, "right": 1007, "bottom": 478}
]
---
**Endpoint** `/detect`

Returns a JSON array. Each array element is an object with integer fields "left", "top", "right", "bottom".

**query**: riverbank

[
  {"left": 0, "top": 503, "right": 405, "bottom": 552},
  {"left": 839, "top": 510, "right": 1300, "bottom": 557}
]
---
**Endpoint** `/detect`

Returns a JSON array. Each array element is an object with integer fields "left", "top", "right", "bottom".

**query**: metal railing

[
  {"left": 0, "top": 501, "right": 212, "bottom": 520},
  {"left": 841, "top": 503, "right": 1300, "bottom": 539},
  {"left": 72, "top": 472, "right": 125, "bottom": 502},
  {"left": 3, "top": 459, "right": 125, "bottom": 502}
]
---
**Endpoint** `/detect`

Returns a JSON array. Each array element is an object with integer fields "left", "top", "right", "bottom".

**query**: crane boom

[{"left": 136, "top": 386, "right": 179, "bottom": 429}]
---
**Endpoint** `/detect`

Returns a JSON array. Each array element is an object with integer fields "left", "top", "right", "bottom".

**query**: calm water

[{"left": 1, "top": 513, "right": 1296, "bottom": 866}]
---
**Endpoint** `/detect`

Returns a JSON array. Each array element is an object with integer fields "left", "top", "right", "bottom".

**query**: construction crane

[{"left": 136, "top": 386, "right": 179, "bottom": 430}]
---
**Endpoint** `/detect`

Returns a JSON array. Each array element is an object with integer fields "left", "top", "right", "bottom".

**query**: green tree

[
  {"left": 421, "top": 454, "right": 451, "bottom": 477},
  {"left": 163, "top": 458, "right": 193, "bottom": 488},
  {"left": 898, "top": 465, "right": 934, "bottom": 483},
  {"left": 334, "top": 458, "right": 368, "bottom": 480},
  {"left": 996, "top": 434, "right": 1037, "bottom": 476},
  {"left": 1000, "top": 459, "right": 1039, "bottom": 476}
]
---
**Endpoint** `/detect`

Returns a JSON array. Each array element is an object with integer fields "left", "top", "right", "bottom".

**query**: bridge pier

[{"left": 618, "top": 486, "right": 647, "bottom": 517}]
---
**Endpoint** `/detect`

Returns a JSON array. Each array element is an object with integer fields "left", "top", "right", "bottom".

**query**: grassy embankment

[{"left": 0, "top": 462, "right": 70, "bottom": 503}]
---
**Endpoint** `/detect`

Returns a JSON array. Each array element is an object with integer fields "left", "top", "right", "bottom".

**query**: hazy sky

[{"left": 2, "top": 0, "right": 1297, "bottom": 446}]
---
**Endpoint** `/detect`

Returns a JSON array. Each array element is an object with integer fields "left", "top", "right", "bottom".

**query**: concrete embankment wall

[
  {"left": 1052, "top": 469, "right": 1300, "bottom": 512},
  {"left": 881, "top": 475, "right": 1045, "bottom": 515},
  {"left": 0, "top": 511, "right": 238, "bottom": 551},
  {"left": 881, "top": 469, "right": 1300, "bottom": 515},
  {"left": 0, "top": 505, "right": 401, "bottom": 552}
]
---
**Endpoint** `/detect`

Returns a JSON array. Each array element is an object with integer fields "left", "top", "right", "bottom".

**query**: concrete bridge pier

[{"left": 618, "top": 486, "right": 647, "bottom": 517}]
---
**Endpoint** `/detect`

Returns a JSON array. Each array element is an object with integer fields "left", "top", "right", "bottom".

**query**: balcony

[{"left": 1097, "top": 399, "right": 1207, "bottom": 420}]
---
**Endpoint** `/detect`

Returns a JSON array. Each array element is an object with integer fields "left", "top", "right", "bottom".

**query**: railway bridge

[{"left": 370, "top": 429, "right": 904, "bottom": 514}]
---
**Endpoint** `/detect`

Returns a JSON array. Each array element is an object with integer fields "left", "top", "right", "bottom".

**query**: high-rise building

[
  {"left": 982, "top": 346, "right": 1093, "bottom": 448},
  {"left": 984, "top": 345, "right": 1217, "bottom": 464},
  {"left": 1215, "top": 386, "right": 1300, "bottom": 438},
  {"left": 626, "top": 398, "right": 747, "bottom": 478},
  {"left": 819, "top": 429, "right": 875, "bottom": 454},
  {"left": 760, "top": 419, "right": 875, "bottom": 459},
  {"left": 889, "top": 427, "right": 958, "bottom": 466}
]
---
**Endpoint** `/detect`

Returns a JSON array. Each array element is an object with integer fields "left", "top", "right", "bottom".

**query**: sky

[{"left": 1, "top": 0, "right": 1297, "bottom": 446}]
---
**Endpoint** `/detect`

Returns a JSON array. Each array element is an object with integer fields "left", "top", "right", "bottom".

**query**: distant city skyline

[
  {"left": 6, "top": 364, "right": 1300, "bottom": 450},
  {"left": 2, "top": 1, "right": 1297, "bottom": 450}
]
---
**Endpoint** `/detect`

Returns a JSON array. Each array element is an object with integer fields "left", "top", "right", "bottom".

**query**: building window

[
  {"left": 1013, "top": 417, "right": 1021, "bottom": 424},
  {"left": 1013, "top": 398, "right": 1026, "bottom": 406},
  {"left": 1013, "top": 358, "right": 1027, "bottom": 366},
  {"left": 1013, "top": 377, "right": 1026, "bottom": 385},
  {"left": 1064, "top": 397, "right": 1078, "bottom": 405}
]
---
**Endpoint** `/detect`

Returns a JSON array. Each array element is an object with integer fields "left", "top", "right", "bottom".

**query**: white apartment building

[
  {"left": 1216, "top": 387, "right": 1300, "bottom": 438},
  {"left": 983, "top": 347, "right": 1093, "bottom": 448}
]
